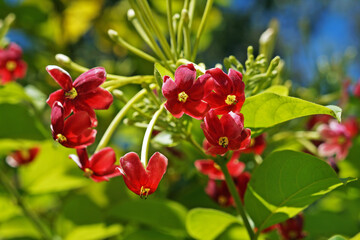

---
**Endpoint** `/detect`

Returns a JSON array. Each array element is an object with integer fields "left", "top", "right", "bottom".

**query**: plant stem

[
  {"left": 191, "top": 0, "right": 214, "bottom": 61},
  {"left": 141, "top": 103, "right": 165, "bottom": 166},
  {"left": 216, "top": 158, "right": 255, "bottom": 240},
  {"left": 101, "top": 75, "right": 154, "bottom": 88},
  {"left": 138, "top": 0, "right": 175, "bottom": 63},
  {"left": 187, "top": 134, "right": 207, "bottom": 158},
  {"left": 95, "top": 86, "right": 155, "bottom": 152},
  {"left": 176, "top": 0, "right": 190, "bottom": 55},
  {"left": 0, "top": 166, "right": 52, "bottom": 240},
  {"left": 166, "top": 0, "right": 177, "bottom": 58}
]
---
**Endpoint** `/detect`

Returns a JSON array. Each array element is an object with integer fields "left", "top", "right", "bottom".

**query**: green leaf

[
  {"left": 0, "top": 103, "right": 47, "bottom": 140},
  {"left": 329, "top": 235, "right": 348, "bottom": 240},
  {"left": 241, "top": 92, "right": 342, "bottom": 128},
  {"left": 155, "top": 63, "right": 174, "bottom": 79},
  {"left": 124, "top": 229, "right": 181, "bottom": 240},
  {"left": 244, "top": 150, "right": 355, "bottom": 231},
  {"left": 264, "top": 85, "right": 289, "bottom": 96},
  {"left": 65, "top": 224, "right": 122, "bottom": 240},
  {"left": 0, "top": 82, "right": 32, "bottom": 104},
  {"left": 0, "top": 216, "right": 40, "bottom": 239},
  {"left": 108, "top": 199, "right": 187, "bottom": 237},
  {"left": 186, "top": 208, "right": 240, "bottom": 240},
  {"left": 19, "top": 141, "right": 88, "bottom": 194},
  {"left": 217, "top": 225, "right": 249, "bottom": 240}
]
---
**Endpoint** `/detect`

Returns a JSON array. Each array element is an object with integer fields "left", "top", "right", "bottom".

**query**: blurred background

[{"left": 0, "top": 0, "right": 360, "bottom": 239}]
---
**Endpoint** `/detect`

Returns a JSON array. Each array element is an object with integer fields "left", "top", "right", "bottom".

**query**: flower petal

[
  {"left": 65, "top": 128, "right": 97, "bottom": 148},
  {"left": 90, "top": 147, "right": 117, "bottom": 175},
  {"left": 46, "top": 89, "right": 65, "bottom": 108},
  {"left": 204, "top": 92, "right": 225, "bottom": 108},
  {"left": 46, "top": 65, "right": 73, "bottom": 91},
  {"left": 63, "top": 111, "right": 92, "bottom": 137},
  {"left": 51, "top": 101, "right": 64, "bottom": 135},
  {"left": 183, "top": 100, "right": 210, "bottom": 120},
  {"left": 221, "top": 113, "right": 242, "bottom": 139},
  {"left": 175, "top": 64, "right": 196, "bottom": 91},
  {"left": 164, "top": 99, "right": 184, "bottom": 118},
  {"left": 228, "top": 68, "right": 244, "bottom": 93},
  {"left": 73, "top": 67, "right": 106, "bottom": 94},
  {"left": 145, "top": 152, "right": 168, "bottom": 194},
  {"left": 81, "top": 88, "right": 113, "bottom": 110},
  {"left": 206, "top": 68, "right": 232, "bottom": 95},
  {"left": 162, "top": 76, "right": 178, "bottom": 99},
  {"left": 186, "top": 74, "right": 210, "bottom": 100}
]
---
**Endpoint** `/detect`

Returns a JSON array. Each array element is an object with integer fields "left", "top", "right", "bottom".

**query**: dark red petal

[
  {"left": 75, "top": 103, "right": 97, "bottom": 127},
  {"left": 51, "top": 101, "right": 64, "bottom": 135},
  {"left": 175, "top": 64, "right": 196, "bottom": 91},
  {"left": 90, "top": 175, "right": 110, "bottom": 182},
  {"left": 46, "top": 65, "right": 73, "bottom": 91},
  {"left": 162, "top": 76, "right": 178, "bottom": 99},
  {"left": 146, "top": 152, "right": 168, "bottom": 194},
  {"left": 73, "top": 67, "right": 106, "bottom": 93},
  {"left": 238, "top": 129, "right": 252, "bottom": 150},
  {"left": 74, "top": 148, "right": 89, "bottom": 168},
  {"left": 204, "top": 110, "right": 223, "bottom": 138},
  {"left": 227, "top": 158, "right": 245, "bottom": 178},
  {"left": 194, "top": 159, "right": 224, "bottom": 180},
  {"left": 204, "top": 92, "right": 225, "bottom": 108},
  {"left": 235, "top": 172, "right": 251, "bottom": 203},
  {"left": 13, "top": 61, "right": 27, "bottom": 79},
  {"left": 207, "top": 145, "right": 228, "bottom": 155},
  {"left": 46, "top": 89, "right": 65, "bottom": 108},
  {"left": 164, "top": 99, "right": 184, "bottom": 118},
  {"left": 65, "top": 129, "right": 97, "bottom": 148},
  {"left": 206, "top": 68, "right": 232, "bottom": 95},
  {"left": 213, "top": 105, "right": 234, "bottom": 115},
  {"left": 183, "top": 100, "right": 210, "bottom": 120},
  {"left": 90, "top": 147, "right": 117, "bottom": 175},
  {"left": 81, "top": 88, "right": 113, "bottom": 110},
  {"left": 221, "top": 113, "right": 242, "bottom": 139},
  {"left": 186, "top": 74, "right": 210, "bottom": 100},
  {"left": 63, "top": 111, "right": 92, "bottom": 137},
  {"left": 120, "top": 152, "right": 148, "bottom": 195},
  {"left": 228, "top": 68, "right": 244, "bottom": 93},
  {"left": 201, "top": 123, "right": 219, "bottom": 146}
]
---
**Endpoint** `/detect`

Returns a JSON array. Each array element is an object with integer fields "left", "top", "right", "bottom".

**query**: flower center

[
  {"left": 65, "top": 87, "right": 78, "bottom": 99},
  {"left": 214, "top": 163, "right": 221, "bottom": 170},
  {"left": 218, "top": 137, "right": 229, "bottom": 148},
  {"left": 6, "top": 61, "right": 17, "bottom": 71},
  {"left": 178, "top": 91, "right": 188, "bottom": 103},
  {"left": 56, "top": 134, "right": 67, "bottom": 143},
  {"left": 338, "top": 136, "right": 346, "bottom": 145},
  {"left": 218, "top": 195, "right": 228, "bottom": 206},
  {"left": 225, "top": 95, "right": 237, "bottom": 105},
  {"left": 84, "top": 168, "right": 94, "bottom": 178},
  {"left": 140, "top": 186, "right": 150, "bottom": 199}
]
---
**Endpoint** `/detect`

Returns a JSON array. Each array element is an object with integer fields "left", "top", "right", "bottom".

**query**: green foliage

[
  {"left": 65, "top": 223, "right": 122, "bottom": 240},
  {"left": 244, "top": 150, "right": 355, "bottom": 231},
  {"left": 186, "top": 208, "right": 241, "bottom": 240},
  {"left": 108, "top": 199, "right": 188, "bottom": 237},
  {"left": 241, "top": 92, "right": 342, "bottom": 128}
]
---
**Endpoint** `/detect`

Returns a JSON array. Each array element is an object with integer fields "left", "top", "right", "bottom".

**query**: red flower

[
  {"left": 204, "top": 68, "right": 245, "bottom": 115},
  {"left": 240, "top": 134, "right": 266, "bottom": 155},
  {"left": 46, "top": 65, "right": 113, "bottom": 126},
  {"left": 317, "top": 120, "right": 352, "bottom": 161},
  {"left": 343, "top": 117, "right": 359, "bottom": 138},
  {"left": 6, "top": 147, "right": 40, "bottom": 167},
  {"left": 235, "top": 172, "right": 251, "bottom": 203},
  {"left": 0, "top": 43, "right": 27, "bottom": 84},
  {"left": 353, "top": 79, "right": 360, "bottom": 98},
  {"left": 51, "top": 101, "right": 96, "bottom": 148},
  {"left": 69, "top": 147, "right": 121, "bottom": 182},
  {"left": 205, "top": 179, "right": 233, "bottom": 207},
  {"left": 306, "top": 114, "right": 332, "bottom": 130},
  {"left": 194, "top": 151, "right": 245, "bottom": 180},
  {"left": 201, "top": 110, "right": 251, "bottom": 155},
  {"left": 118, "top": 152, "right": 168, "bottom": 199},
  {"left": 162, "top": 63, "right": 210, "bottom": 119},
  {"left": 277, "top": 214, "right": 306, "bottom": 240}
]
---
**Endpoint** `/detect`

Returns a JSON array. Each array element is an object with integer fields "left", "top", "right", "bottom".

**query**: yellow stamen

[
  {"left": 56, "top": 134, "right": 67, "bottom": 143},
  {"left": 84, "top": 168, "right": 94, "bottom": 178},
  {"left": 6, "top": 61, "right": 17, "bottom": 71},
  {"left": 218, "top": 195, "right": 228, "bottom": 206},
  {"left": 178, "top": 91, "right": 188, "bottom": 103},
  {"left": 140, "top": 186, "right": 151, "bottom": 199},
  {"left": 65, "top": 87, "right": 78, "bottom": 99},
  {"left": 214, "top": 163, "right": 221, "bottom": 170},
  {"left": 219, "top": 137, "right": 229, "bottom": 148},
  {"left": 225, "top": 95, "right": 237, "bottom": 105}
]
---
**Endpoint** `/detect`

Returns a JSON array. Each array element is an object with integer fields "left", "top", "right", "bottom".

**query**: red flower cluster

[
  {"left": 0, "top": 43, "right": 27, "bottom": 84},
  {"left": 162, "top": 64, "right": 251, "bottom": 156},
  {"left": 6, "top": 147, "right": 40, "bottom": 167}
]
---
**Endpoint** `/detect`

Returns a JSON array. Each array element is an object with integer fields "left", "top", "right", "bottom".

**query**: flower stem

[
  {"left": 95, "top": 86, "right": 155, "bottom": 152},
  {"left": 166, "top": 0, "right": 178, "bottom": 58},
  {"left": 191, "top": 0, "right": 214, "bottom": 61},
  {"left": 0, "top": 166, "right": 52, "bottom": 240},
  {"left": 216, "top": 157, "right": 255, "bottom": 240},
  {"left": 101, "top": 75, "right": 154, "bottom": 88},
  {"left": 141, "top": 103, "right": 165, "bottom": 166},
  {"left": 176, "top": 0, "right": 190, "bottom": 55}
]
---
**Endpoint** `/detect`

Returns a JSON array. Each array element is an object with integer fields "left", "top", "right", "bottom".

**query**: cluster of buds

[{"left": 0, "top": 43, "right": 27, "bottom": 84}]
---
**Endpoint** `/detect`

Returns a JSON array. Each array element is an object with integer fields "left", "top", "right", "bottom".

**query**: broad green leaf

[
  {"left": 155, "top": 62, "right": 174, "bottom": 79},
  {"left": 264, "top": 85, "right": 289, "bottom": 96},
  {"left": 186, "top": 208, "right": 240, "bottom": 240},
  {"left": 0, "top": 103, "right": 47, "bottom": 140},
  {"left": 124, "top": 229, "right": 181, "bottom": 240},
  {"left": 241, "top": 92, "right": 341, "bottom": 128},
  {"left": 0, "top": 216, "right": 40, "bottom": 239},
  {"left": 108, "top": 199, "right": 187, "bottom": 237},
  {"left": 244, "top": 150, "right": 355, "bottom": 230},
  {"left": 217, "top": 225, "right": 249, "bottom": 240},
  {"left": 351, "top": 233, "right": 360, "bottom": 240},
  {"left": 19, "top": 141, "right": 88, "bottom": 194},
  {"left": 0, "top": 195, "right": 21, "bottom": 222},
  {"left": 65, "top": 224, "right": 122, "bottom": 240},
  {"left": 0, "top": 82, "right": 32, "bottom": 104},
  {"left": 329, "top": 235, "right": 348, "bottom": 240}
]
